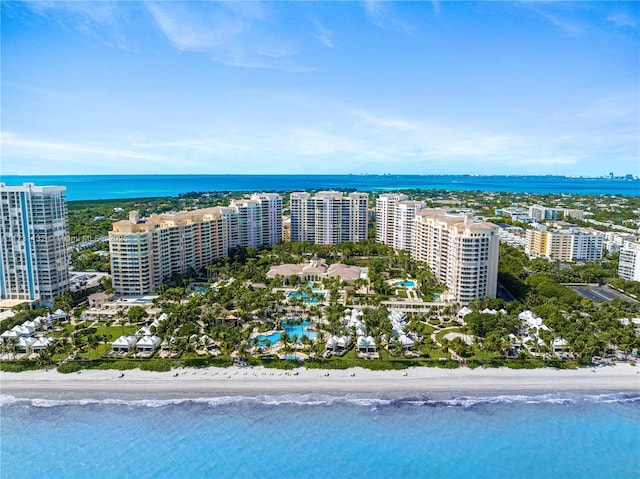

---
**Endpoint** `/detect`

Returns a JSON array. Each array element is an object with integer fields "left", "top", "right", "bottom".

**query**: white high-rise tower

[{"left": 0, "top": 182, "right": 70, "bottom": 305}]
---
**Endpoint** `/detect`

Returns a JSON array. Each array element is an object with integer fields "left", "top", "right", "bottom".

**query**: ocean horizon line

[
  {"left": 3, "top": 173, "right": 638, "bottom": 178},
  {"left": 1, "top": 174, "right": 637, "bottom": 200}
]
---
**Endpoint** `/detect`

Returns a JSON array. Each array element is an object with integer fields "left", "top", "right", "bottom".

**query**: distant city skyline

[{"left": 2, "top": 1, "right": 638, "bottom": 176}]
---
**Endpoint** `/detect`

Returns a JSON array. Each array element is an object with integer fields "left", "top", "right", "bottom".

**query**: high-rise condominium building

[
  {"left": 290, "top": 191, "right": 368, "bottom": 245},
  {"left": 412, "top": 210, "right": 499, "bottom": 304},
  {"left": 109, "top": 194, "right": 282, "bottom": 295},
  {"left": 618, "top": 242, "right": 640, "bottom": 281},
  {"left": 0, "top": 182, "right": 70, "bottom": 305},
  {"left": 525, "top": 229, "right": 603, "bottom": 262},
  {"left": 375, "top": 194, "right": 425, "bottom": 252},
  {"left": 231, "top": 193, "right": 282, "bottom": 248}
]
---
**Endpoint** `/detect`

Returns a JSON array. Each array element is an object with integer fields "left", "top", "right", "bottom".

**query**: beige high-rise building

[
  {"left": 110, "top": 209, "right": 227, "bottom": 296},
  {"left": 375, "top": 194, "right": 425, "bottom": 251},
  {"left": 110, "top": 193, "right": 282, "bottom": 295},
  {"left": 412, "top": 210, "right": 499, "bottom": 304},
  {"left": 0, "top": 182, "right": 70, "bottom": 305},
  {"left": 290, "top": 191, "right": 368, "bottom": 245}
]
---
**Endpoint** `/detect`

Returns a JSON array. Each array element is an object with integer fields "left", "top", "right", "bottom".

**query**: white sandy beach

[{"left": 2, "top": 364, "right": 639, "bottom": 398}]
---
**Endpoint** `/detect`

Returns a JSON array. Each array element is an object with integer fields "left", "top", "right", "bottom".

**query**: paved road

[{"left": 569, "top": 285, "right": 638, "bottom": 303}]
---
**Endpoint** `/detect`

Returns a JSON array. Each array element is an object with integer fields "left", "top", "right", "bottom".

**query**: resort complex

[{"left": 0, "top": 184, "right": 639, "bottom": 371}]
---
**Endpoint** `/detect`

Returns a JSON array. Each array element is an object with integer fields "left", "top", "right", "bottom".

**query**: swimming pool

[
  {"left": 282, "top": 355, "right": 301, "bottom": 361},
  {"left": 287, "top": 291, "right": 326, "bottom": 304},
  {"left": 396, "top": 280, "right": 416, "bottom": 287},
  {"left": 253, "top": 320, "right": 316, "bottom": 346}
]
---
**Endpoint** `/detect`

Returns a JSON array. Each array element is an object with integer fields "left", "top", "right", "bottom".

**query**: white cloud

[
  {"left": 21, "top": 1, "right": 130, "bottom": 48},
  {"left": 607, "top": 12, "right": 638, "bottom": 29},
  {"left": 145, "top": 2, "right": 307, "bottom": 71},
  {"left": 145, "top": 2, "right": 245, "bottom": 51},
  {"left": 349, "top": 110, "right": 418, "bottom": 131},
  {"left": 310, "top": 19, "right": 336, "bottom": 48},
  {"left": 362, "top": 1, "right": 412, "bottom": 34}
]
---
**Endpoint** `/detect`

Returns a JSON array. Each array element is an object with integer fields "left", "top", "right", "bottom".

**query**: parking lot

[{"left": 568, "top": 285, "right": 637, "bottom": 303}]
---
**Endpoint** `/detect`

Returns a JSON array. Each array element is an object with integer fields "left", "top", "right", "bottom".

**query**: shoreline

[{"left": 2, "top": 364, "right": 639, "bottom": 399}]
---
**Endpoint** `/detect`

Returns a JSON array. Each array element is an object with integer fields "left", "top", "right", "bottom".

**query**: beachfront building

[
  {"left": 618, "top": 242, "right": 640, "bottom": 281},
  {"left": 525, "top": 228, "right": 604, "bottom": 262},
  {"left": 109, "top": 194, "right": 283, "bottom": 296},
  {"left": 412, "top": 210, "right": 500, "bottom": 303},
  {"left": 289, "top": 191, "right": 368, "bottom": 245},
  {"left": 375, "top": 194, "right": 425, "bottom": 251},
  {"left": 110, "top": 209, "right": 227, "bottom": 296},
  {"left": 0, "top": 182, "right": 70, "bottom": 306}
]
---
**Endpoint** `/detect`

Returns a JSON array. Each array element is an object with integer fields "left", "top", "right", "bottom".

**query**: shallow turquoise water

[
  {"left": 1, "top": 392, "right": 638, "bottom": 479},
  {"left": 2, "top": 175, "right": 637, "bottom": 200},
  {"left": 287, "top": 291, "right": 326, "bottom": 304},
  {"left": 254, "top": 320, "right": 316, "bottom": 346}
]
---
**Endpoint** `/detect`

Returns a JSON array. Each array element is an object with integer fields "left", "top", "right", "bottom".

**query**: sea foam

[{"left": 2, "top": 391, "right": 638, "bottom": 409}]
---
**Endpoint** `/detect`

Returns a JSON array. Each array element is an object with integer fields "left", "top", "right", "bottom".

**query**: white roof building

[
  {"left": 136, "top": 335, "right": 161, "bottom": 352},
  {"left": 112, "top": 335, "right": 137, "bottom": 351},
  {"left": 519, "top": 310, "right": 550, "bottom": 331},
  {"left": 357, "top": 336, "right": 376, "bottom": 351},
  {"left": 31, "top": 337, "right": 55, "bottom": 352},
  {"left": 16, "top": 336, "right": 37, "bottom": 352},
  {"left": 0, "top": 330, "right": 20, "bottom": 339},
  {"left": 136, "top": 326, "right": 152, "bottom": 337},
  {"left": 11, "top": 324, "right": 34, "bottom": 337}
]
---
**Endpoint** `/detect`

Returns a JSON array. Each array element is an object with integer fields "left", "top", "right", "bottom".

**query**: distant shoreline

[
  {"left": 2, "top": 174, "right": 637, "bottom": 200},
  {"left": 2, "top": 364, "right": 638, "bottom": 399}
]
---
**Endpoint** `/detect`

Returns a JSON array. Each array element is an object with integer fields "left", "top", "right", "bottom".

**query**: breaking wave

[{"left": 2, "top": 392, "right": 638, "bottom": 409}]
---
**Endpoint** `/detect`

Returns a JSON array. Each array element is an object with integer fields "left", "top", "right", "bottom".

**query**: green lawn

[
  {"left": 419, "top": 345, "right": 450, "bottom": 360},
  {"left": 435, "top": 327, "right": 463, "bottom": 344},
  {"left": 78, "top": 343, "right": 111, "bottom": 360},
  {"left": 421, "top": 325, "right": 436, "bottom": 335},
  {"left": 94, "top": 325, "right": 137, "bottom": 341},
  {"left": 468, "top": 349, "right": 502, "bottom": 361}
]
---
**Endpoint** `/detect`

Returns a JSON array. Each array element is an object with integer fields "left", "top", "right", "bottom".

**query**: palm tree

[
  {"left": 115, "top": 307, "right": 126, "bottom": 336},
  {"left": 5, "top": 336, "right": 18, "bottom": 360}
]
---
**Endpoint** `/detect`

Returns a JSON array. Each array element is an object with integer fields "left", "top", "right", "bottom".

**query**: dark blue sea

[
  {"left": 1, "top": 392, "right": 639, "bottom": 479},
  {"left": 1, "top": 175, "right": 637, "bottom": 200}
]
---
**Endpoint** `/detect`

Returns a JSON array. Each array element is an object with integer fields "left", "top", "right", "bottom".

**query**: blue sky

[{"left": 1, "top": 1, "right": 638, "bottom": 176}]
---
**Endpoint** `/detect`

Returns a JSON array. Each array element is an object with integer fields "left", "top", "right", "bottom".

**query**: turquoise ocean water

[
  {"left": 1, "top": 175, "right": 638, "bottom": 200},
  {"left": 1, "top": 392, "right": 639, "bottom": 479}
]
